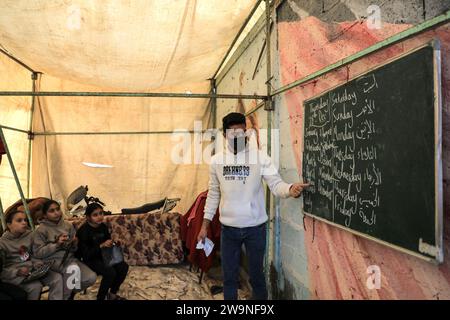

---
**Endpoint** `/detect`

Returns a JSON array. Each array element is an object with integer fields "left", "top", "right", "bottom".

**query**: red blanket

[{"left": 180, "top": 191, "right": 221, "bottom": 273}]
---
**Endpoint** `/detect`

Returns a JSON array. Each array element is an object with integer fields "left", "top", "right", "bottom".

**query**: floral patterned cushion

[{"left": 69, "top": 212, "right": 184, "bottom": 266}]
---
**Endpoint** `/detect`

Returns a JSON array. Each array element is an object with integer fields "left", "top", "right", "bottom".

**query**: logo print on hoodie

[
  {"left": 223, "top": 166, "right": 250, "bottom": 183},
  {"left": 18, "top": 245, "right": 30, "bottom": 262}
]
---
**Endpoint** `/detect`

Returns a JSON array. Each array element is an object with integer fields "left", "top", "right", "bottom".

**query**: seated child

[
  {"left": 0, "top": 279, "right": 27, "bottom": 300},
  {"left": 1, "top": 247, "right": 27, "bottom": 300},
  {"left": 76, "top": 203, "right": 129, "bottom": 300},
  {"left": 0, "top": 210, "right": 63, "bottom": 300},
  {"left": 32, "top": 200, "right": 97, "bottom": 300}
]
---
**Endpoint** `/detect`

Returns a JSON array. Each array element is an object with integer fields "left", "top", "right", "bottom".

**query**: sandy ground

[{"left": 70, "top": 264, "right": 251, "bottom": 300}]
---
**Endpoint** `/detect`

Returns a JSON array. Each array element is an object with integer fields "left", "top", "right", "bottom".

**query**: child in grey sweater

[
  {"left": 32, "top": 200, "right": 97, "bottom": 300},
  {"left": 0, "top": 210, "right": 63, "bottom": 300}
]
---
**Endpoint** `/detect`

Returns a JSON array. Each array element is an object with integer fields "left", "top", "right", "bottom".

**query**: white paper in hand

[
  {"left": 196, "top": 237, "right": 215, "bottom": 257},
  {"left": 203, "top": 238, "right": 214, "bottom": 257}
]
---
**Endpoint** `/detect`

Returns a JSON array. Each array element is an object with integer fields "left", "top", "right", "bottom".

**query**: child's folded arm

[
  {"left": 30, "top": 256, "right": 44, "bottom": 266},
  {"left": 69, "top": 225, "right": 78, "bottom": 252},
  {"left": 32, "top": 231, "right": 60, "bottom": 259}
]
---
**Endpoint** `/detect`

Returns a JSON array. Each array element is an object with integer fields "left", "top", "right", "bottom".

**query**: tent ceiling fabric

[{"left": 0, "top": 0, "right": 257, "bottom": 91}]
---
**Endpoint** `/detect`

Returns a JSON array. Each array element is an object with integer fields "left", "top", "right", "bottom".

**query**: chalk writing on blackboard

[
  {"left": 303, "top": 74, "right": 382, "bottom": 228},
  {"left": 301, "top": 43, "right": 442, "bottom": 263}
]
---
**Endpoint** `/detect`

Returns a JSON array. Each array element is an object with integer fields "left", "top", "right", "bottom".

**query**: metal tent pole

[
  {"left": 264, "top": 0, "right": 274, "bottom": 297},
  {"left": 0, "top": 127, "right": 34, "bottom": 230},
  {"left": 0, "top": 125, "right": 28, "bottom": 134},
  {"left": 0, "top": 91, "right": 267, "bottom": 100},
  {"left": 210, "top": 79, "right": 217, "bottom": 130},
  {"left": 245, "top": 100, "right": 265, "bottom": 116},
  {"left": 0, "top": 197, "right": 6, "bottom": 232},
  {"left": 26, "top": 72, "right": 38, "bottom": 197},
  {"left": 264, "top": 0, "right": 273, "bottom": 112},
  {"left": 211, "top": 0, "right": 263, "bottom": 79},
  {"left": 33, "top": 130, "right": 206, "bottom": 136},
  {"left": 0, "top": 48, "right": 37, "bottom": 74}
]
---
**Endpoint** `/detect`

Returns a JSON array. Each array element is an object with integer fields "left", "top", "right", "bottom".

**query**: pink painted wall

[{"left": 278, "top": 16, "right": 450, "bottom": 299}]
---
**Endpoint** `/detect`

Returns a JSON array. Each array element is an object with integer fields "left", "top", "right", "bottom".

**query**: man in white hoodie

[{"left": 198, "top": 112, "right": 308, "bottom": 300}]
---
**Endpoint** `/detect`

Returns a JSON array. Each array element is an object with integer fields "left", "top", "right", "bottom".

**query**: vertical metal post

[
  {"left": 0, "top": 127, "right": 34, "bottom": 230},
  {"left": 264, "top": 0, "right": 273, "bottom": 112},
  {"left": 210, "top": 79, "right": 218, "bottom": 156},
  {"left": 264, "top": 0, "right": 273, "bottom": 296},
  {"left": 27, "top": 72, "right": 38, "bottom": 197},
  {"left": 210, "top": 79, "right": 217, "bottom": 130},
  {"left": 265, "top": 112, "right": 272, "bottom": 280},
  {"left": 0, "top": 197, "right": 6, "bottom": 232}
]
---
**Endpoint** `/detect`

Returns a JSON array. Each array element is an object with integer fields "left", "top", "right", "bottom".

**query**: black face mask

[{"left": 229, "top": 136, "right": 247, "bottom": 154}]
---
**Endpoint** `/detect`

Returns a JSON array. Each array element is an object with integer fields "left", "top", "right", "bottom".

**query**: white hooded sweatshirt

[{"left": 204, "top": 144, "right": 292, "bottom": 228}]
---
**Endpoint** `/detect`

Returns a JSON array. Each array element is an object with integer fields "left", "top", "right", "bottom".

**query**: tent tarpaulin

[
  {"left": 31, "top": 74, "right": 212, "bottom": 213},
  {"left": 0, "top": 0, "right": 262, "bottom": 213},
  {"left": 0, "top": 0, "right": 259, "bottom": 91},
  {"left": 0, "top": 52, "right": 31, "bottom": 208}
]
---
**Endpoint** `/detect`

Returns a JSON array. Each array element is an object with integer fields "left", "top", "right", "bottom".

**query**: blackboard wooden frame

[{"left": 301, "top": 40, "right": 443, "bottom": 264}]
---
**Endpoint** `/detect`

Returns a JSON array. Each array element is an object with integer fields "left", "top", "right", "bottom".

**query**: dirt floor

[{"left": 73, "top": 264, "right": 251, "bottom": 300}]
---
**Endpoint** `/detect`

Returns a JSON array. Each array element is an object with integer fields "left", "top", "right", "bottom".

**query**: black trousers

[
  {"left": 0, "top": 281, "right": 28, "bottom": 300},
  {"left": 86, "top": 260, "right": 129, "bottom": 300}
]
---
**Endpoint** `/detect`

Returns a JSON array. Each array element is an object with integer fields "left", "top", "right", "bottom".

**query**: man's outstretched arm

[{"left": 261, "top": 153, "right": 309, "bottom": 198}]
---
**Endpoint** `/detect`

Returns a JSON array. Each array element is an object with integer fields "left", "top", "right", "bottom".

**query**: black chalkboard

[{"left": 302, "top": 41, "right": 443, "bottom": 263}]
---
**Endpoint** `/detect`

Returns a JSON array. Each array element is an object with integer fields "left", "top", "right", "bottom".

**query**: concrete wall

[
  {"left": 278, "top": 0, "right": 450, "bottom": 24},
  {"left": 275, "top": 0, "right": 450, "bottom": 299}
]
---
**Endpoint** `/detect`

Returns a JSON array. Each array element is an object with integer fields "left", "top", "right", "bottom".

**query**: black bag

[{"left": 101, "top": 245, "right": 124, "bottom": 267}]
